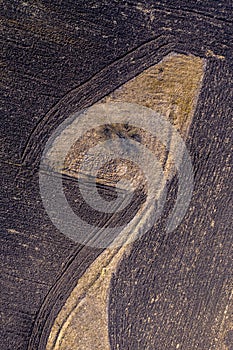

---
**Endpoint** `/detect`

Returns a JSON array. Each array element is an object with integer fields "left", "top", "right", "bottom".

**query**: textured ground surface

[
  {"left": 45, "top": 54, "right": 204, "bottom": 350},
  {"left": 1, "top": 1, "right": 232, "bottom": 349}
]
